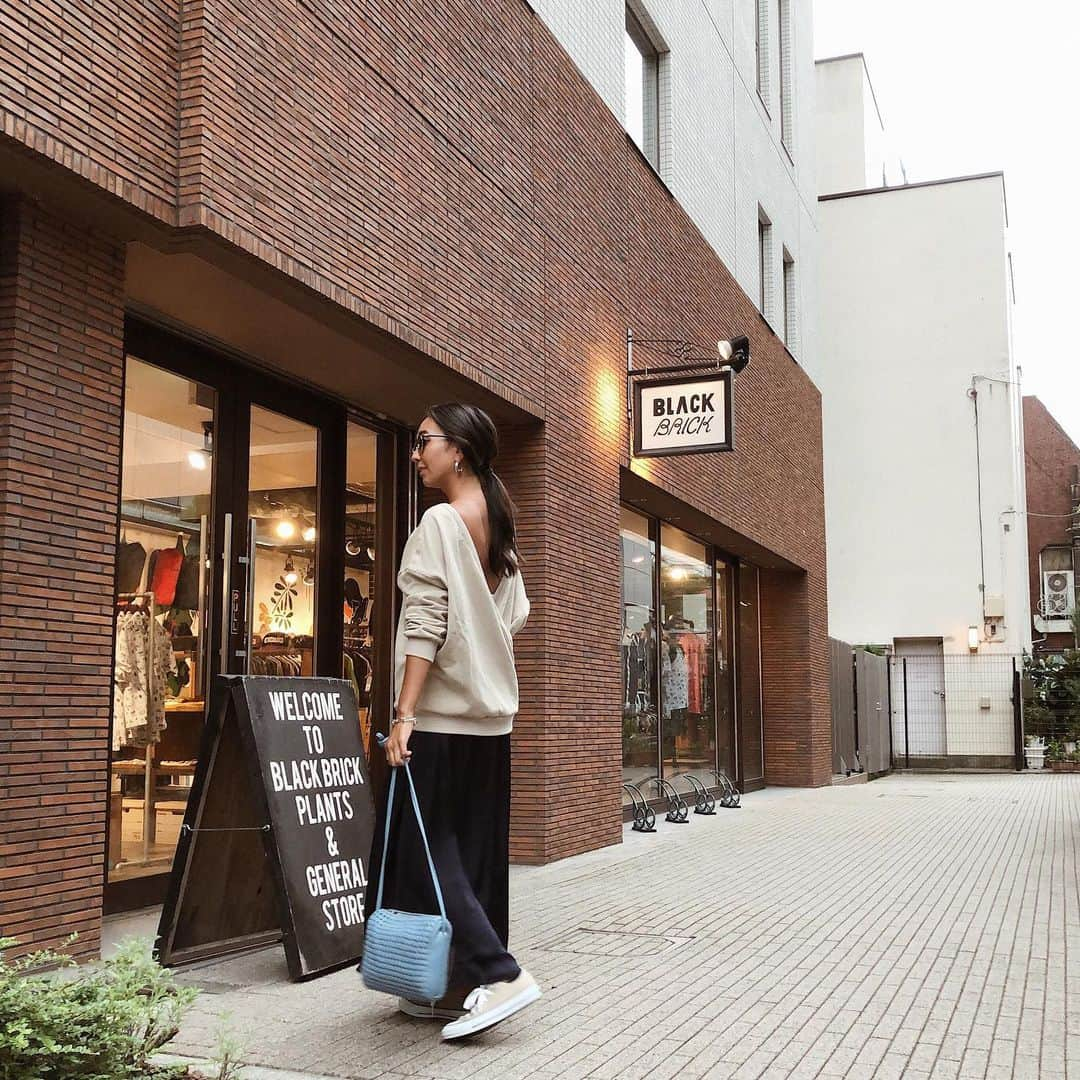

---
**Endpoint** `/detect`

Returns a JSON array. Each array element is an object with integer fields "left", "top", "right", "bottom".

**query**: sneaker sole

[
  {"left": 397, "top": 998, "right": 465, "bottom": 1021},
  {"left": 440, "top": 984, "right": 542, "bottom": 1040}
]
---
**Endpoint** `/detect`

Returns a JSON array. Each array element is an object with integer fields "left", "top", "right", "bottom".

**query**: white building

[
  {"left": 815, "top": 54, "right": 1031, "bottom": 764},
  {"left": 532, "top": 0, "right": 819, "bottom": 371}
]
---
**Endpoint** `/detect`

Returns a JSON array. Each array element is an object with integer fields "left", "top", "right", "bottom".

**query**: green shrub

[{"left": 0, "top": 935, "right": 198, "bottom": 1080}]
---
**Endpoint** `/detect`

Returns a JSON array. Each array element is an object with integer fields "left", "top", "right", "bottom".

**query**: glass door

[
  {"left": 108, "top": 356, "right": 218, "bottom": 907},
  {"left": 243, "top": 406, "right": 320, "bottom": 679},
  {"left": 107, "top": 324, "right": 349, "bottom": 913}
]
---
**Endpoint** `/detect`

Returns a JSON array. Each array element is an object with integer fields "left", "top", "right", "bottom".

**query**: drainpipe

[{"left": 967, "top": 378, "right": 988, "bottom": 624}]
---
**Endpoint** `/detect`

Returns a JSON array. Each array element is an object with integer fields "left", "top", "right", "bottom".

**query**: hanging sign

[
  {"left": 157, "top": 676, "right": 375, "bottom": 981},
  {"left": 633, "top": 371, "right": 734, "bottom": 457}
]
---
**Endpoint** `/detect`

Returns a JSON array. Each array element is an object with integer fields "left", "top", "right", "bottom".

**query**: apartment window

[
  {"left": 758, "top": 209, "right": 773, "bottom": 318},
  {"left": 755, "top": 0, "right": 769, "bottom": 107},
  {"left": 625, "top": 7, "right": 661, "bottom": 169},
  {"left": 778, "top": 0, "right": 793, "bottom": 150},
  {"left": 782, "top": 248, "right": 796, "bottom": 349}
]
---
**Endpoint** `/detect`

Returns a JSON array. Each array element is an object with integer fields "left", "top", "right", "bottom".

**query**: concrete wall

[
  {"left": 815, "top": 54, "right": 905, "bottom": 196},
  {"left": 817, "top": 176, "right": 1031, "bottom": 656}
]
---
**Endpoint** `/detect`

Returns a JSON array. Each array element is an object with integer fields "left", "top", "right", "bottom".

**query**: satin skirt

[{"left": 365, "top": 731, "right": 520, "bottom": 989}]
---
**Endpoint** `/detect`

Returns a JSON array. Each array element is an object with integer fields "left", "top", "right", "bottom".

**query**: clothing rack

[{"left": 115, "top": 591, "right": 156, "bottom": 865}]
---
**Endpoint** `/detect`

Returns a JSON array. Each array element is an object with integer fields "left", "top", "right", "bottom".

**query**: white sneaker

[
  {"left": 398, "top": 997, "right": 466, "bottom": 1021},
  {"left": 440, "top": 969, "right": 541, "bottom": 1040}
]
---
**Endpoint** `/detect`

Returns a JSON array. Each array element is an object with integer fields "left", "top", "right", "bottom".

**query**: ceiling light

[
  {"left": 276, "top": 520, "right": 296, "bottom": 540},
  {"left": 302, "top": 525, "right": 317, "bottom": 543}
]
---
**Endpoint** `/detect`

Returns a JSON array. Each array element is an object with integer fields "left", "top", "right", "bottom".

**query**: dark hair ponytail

[{"left": 425, "top": 402, "right": 521, "bottom": 578}]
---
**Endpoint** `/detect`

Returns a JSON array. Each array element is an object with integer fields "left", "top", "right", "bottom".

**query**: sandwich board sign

[{"left": 156, "top": 676, "right": 375, "bottom": 980}]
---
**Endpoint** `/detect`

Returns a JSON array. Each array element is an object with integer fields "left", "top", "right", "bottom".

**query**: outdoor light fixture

[
  {"left": 968, "top": 625, "right": 980, "bottom": 652},
  {"left": 717, "top": 335, "right": 751, "bottom": 373}
]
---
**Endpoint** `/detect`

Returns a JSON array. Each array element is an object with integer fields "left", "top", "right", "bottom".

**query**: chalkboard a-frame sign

[{"left": 156, "top": 676, "right": 375, "bottom": 981}]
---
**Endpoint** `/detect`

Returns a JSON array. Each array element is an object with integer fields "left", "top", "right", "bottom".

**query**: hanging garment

[
  {"left": 661, "top": 644, "right": 689, "bottom": 719},
  {"left": 116, "top": 541, "right": 147, "bottom": 595},
  {"left": 113, "top": 611, "right": 177, "bottom": 750},
  {"left": 148, "top": 546, "right": 184, "bottom": 607},
  {"left": 173, "top": 536, "right": 202, "bottom": 610},
  {"left": 677, "top": 631, "right": 706, "bottom": 714}
]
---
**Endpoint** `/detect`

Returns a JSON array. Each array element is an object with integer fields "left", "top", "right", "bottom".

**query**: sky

[{"left": 813, "top": 0, "right": 1080, "bottom": 448}]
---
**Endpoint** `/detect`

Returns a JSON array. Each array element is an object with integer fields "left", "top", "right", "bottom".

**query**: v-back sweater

[{"left": 393, "top": 503, "right": 530, "bottom": 735}]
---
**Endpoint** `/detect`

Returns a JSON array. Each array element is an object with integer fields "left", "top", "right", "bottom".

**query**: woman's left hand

[{"left": 385, "top": 720, "right": 414, "bottom": 767}]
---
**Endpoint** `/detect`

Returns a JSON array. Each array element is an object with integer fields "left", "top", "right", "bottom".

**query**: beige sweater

[{"left": 394, "top": 503, "right": 530, "bottom": 735}]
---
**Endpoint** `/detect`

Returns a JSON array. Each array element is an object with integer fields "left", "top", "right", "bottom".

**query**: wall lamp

[{"left": 968, "top": 625, "right": 980, "bottom": 652}]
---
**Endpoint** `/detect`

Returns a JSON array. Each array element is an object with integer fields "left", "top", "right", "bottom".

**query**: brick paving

[{"left": 145, "top": 773, "right": 1079, "bottom": 1079}]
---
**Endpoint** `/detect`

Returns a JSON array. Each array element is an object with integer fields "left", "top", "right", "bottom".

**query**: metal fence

[
  {"left": 889, "top": 653, "right": 1022, "bottom": 770},
  {"left": 830, "top": 639, "right": 891, "bottom": 778}
]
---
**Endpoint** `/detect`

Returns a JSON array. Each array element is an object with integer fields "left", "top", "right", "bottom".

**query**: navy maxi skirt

[{"left": 365, "top": 730, "right": 521, "bottom": 991}]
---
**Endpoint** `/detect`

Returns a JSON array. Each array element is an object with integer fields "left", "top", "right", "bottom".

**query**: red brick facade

[
  {"left": 0, "top": 199, "right": 125, "bottom": 958},
  {"left": 1, "top": 0, "right": 830, "bottom": 955},
  {"left": 1023, "top": 397, "right": 1080, "bottom": 653}
]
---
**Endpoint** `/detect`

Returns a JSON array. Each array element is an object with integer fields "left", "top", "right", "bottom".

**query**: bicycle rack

[
  {"left": 674, "top": 772, "right": 716, "bottom": 815},
  {"left": 621, "top": 783, "right": 656, "bottom": 832},
  {"left": 712, "top": 770, "right": 741, "bottom": 808},
  {"left": 646, "top": 777, "right": 690, "bottom": 823}
]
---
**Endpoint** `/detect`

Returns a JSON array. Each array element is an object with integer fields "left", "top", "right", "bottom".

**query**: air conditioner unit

[{"left": 1043, "top": 570, "right": 1076, "bottom": 617}]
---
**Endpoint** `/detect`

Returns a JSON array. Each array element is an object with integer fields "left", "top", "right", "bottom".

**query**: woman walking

[{"left": 368, "top": 402, "right": 540, "bottom": 1040}]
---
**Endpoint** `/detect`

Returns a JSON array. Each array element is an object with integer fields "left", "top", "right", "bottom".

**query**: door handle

[{"left": 219, "top": 512, "right": 232, "bottom": 674}]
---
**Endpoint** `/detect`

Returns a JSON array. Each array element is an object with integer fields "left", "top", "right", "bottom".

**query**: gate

[
  {"left": 889, "top": 653, "right": 1023, "bottom": 769},
  {"left": 830, "top": 638, "right": 891, "bottom": 777},
  {"left": 855, "top": 649, "right": 890, "bottom": 776},
  {"left": 830, "top": 638, "right": 856, "bottom": 775}
]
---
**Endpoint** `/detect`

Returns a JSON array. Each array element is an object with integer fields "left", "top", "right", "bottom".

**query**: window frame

[
  {"left": 625, "top": 6, "right": 662, "bottom": 171},
  {"left": 782, "top": 247, "right": 796, "bottom": 349}
]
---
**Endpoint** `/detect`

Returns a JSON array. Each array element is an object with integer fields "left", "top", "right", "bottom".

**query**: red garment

[
  {"left": 150, "top": 547, "right": 183, "bottom": 607},
  {"left": 678, "top": 631, "right": 706, "bottom": 714}
]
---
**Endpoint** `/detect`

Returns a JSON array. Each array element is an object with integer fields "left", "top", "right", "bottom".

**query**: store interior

[{"left": 109, "top": 357, "right": 379, "bottom": 884}]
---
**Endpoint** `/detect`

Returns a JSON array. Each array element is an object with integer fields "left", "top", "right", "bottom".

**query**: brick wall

[
  {"left": 1023, "top": 396, "right": 1080, "bottom": 651},
  {"left": 1, "top": 0, "right": 830, "bottom": 875},
  {"left": 0, "top": 197, "right": 125, "bottom": 958}
]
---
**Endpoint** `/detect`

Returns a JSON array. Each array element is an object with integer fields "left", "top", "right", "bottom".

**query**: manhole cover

[{"left": 538, "top": 927, "right": 694, "bottom": 957}]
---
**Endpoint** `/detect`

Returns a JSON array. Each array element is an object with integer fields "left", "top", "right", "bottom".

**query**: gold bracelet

[{"left": 391, "top": 716, "right": 416, "bottom": 726}]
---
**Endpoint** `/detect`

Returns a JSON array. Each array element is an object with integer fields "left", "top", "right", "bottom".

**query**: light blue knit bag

[{"left": 360, "top": 736, "right": 452, "bottom": 1003}]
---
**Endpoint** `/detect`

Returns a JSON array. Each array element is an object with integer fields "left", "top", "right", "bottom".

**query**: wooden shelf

[{"left": 166, "top": 700, "right": 204, "bottom": 714}]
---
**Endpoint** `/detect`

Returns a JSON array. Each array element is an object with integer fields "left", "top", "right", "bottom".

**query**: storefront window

[
  {"left": 715, "top": 558, "right": 735, "bottom": 780},
  {"left": 660, "top": 526, "right": 714, "bottom": 786},
  {"left": 343, "top": 421, "right": 379, "bottom": 751},
  {"left": 110, "top": 358, "right": 215, "bottom": 883},
  {"left": 620, "top": 507, "right": 657, "bottom": 788}
]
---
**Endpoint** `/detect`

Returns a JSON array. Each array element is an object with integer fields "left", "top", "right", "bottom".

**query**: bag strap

[{"left": 373, "top": 735, "right": 447, "bottom": 921}]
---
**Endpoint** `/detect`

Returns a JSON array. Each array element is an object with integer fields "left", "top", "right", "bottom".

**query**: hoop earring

[{"left": 454, "top": 460, "right": 463, "bottom": 476}]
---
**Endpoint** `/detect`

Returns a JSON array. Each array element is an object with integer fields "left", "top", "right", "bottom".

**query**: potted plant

[{"left": 1025, "top": 732, "right": 1047, "bottom": 770}]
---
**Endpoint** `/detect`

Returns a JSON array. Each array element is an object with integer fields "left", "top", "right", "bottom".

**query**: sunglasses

[{"left": 412, "top": 432, "right": 453, "bottom": 455}]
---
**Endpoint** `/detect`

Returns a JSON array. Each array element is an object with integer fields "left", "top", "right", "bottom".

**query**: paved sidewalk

[{"left": 142, "top": 773, "right": 1078, "bottom": 1079}]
